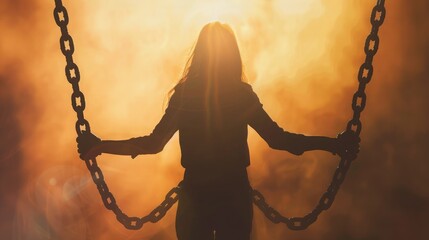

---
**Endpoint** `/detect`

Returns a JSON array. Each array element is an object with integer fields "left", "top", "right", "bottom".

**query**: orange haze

[{"left": 1, "top": 0, "right": 429, "bottom": 239}]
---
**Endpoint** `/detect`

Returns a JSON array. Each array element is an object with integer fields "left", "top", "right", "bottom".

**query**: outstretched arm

[
  {"left": 247, "top": 95, "right": 358, "bottom": 157},
  {"left": 78, "top": 105, "right": 179, "bottom": 159}
]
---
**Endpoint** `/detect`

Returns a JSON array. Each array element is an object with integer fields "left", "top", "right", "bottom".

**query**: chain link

[
  {"left": 252, "top": 0, "right": 386, "bottom": 230},
  {"left": 53, "top": 0, "right": 180, "bottom": 230}
]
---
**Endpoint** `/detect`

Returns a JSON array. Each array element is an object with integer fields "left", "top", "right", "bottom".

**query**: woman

[{"left": 78, "top": 22, "right": 359, "bottom": 240}]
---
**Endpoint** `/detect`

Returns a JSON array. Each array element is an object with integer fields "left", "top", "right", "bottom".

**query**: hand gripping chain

[
  {"left": 252, "top": 0, "right": 386, "bottom": 230},
  {"left": 53, "top": 0, "right": 181, "bottom": 230}
]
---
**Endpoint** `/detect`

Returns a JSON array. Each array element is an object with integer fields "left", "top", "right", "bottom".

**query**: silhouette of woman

[{"left": 78, "top": 22, "right": 359, "bottom": 240}]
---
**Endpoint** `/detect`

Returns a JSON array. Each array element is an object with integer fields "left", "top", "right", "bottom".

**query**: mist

[{"left": 1, "top": 0, "right": 428, "bottom": 239}]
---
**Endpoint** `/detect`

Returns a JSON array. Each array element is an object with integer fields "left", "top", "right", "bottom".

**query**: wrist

[{"left": 330, "top": 137, "right": 340, "bottom": 155}]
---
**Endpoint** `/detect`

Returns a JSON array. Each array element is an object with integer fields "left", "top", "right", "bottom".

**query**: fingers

[
  {"left": 76, "top": 133, "right": 101, "bottom": 157},
  {"left": 347, "top": 142, "right": 360, "bottom": 152},
  {"left": 345, "top": 143, "right": 360, "bottom": 159},
  {"left": 336, "top": 131, "right": 361, "bottom": 160},
  {"left": 80, "top": 147, "right": 101, "bottom": 160},
  {"left": 76, "top": 133, "right": 101, "bottom": 145},
  {"left": 77, "top": 138, "right": 91, "bottom": 154},
  {"left": 80, "top": 152, "right": 95, "bottom": 160}
]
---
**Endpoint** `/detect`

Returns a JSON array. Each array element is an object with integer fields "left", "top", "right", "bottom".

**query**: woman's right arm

[{"left": 78, "top": 96, "right": 180, "bottom": 160}]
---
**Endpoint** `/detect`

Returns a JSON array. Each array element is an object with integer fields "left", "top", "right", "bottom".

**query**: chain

[
  {"left": 53, "top": 0, "right": 180, "bottom": 230},
  {"left": 54, "top": 0, "right": 386, "bottom": 232},
  {"left": 252, "top": 0, "right": 386, "bottom": 230}
]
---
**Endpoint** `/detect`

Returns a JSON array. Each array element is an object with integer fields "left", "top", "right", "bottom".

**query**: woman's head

[{"left": 178, "top": 22, "right": 246, "bottom": 88}]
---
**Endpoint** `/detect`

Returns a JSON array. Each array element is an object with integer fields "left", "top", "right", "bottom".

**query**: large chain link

[
  {"left": 53, "top": 0, "right": 180, "bottom": 230},
  {"left": 252, "top": 0, "right": 386, "bottom": 230}
]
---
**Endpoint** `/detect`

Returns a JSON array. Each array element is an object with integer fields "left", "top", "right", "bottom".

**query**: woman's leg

[
  {"left": 176, "top": 184, "right": 215, "bottom": 240},
  {"left": 177, "top": 167, "right": 252, "bottom": 240},
  {"left": 213, "top": 186, "right": 253, "bottom": 240}
]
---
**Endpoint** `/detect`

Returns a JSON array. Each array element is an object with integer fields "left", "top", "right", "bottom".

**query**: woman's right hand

[{"left": 77, "top": 133, "right": 102, "bottom": 160}]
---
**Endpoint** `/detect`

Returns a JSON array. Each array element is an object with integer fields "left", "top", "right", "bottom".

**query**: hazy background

[{"left": 1, "top": 0, "right": 428, "bottom": 239}]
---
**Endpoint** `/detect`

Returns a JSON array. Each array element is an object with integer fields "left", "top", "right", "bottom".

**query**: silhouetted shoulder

[
  {"left": 237, "top": 82, "right": 262, "bottom": 108},
  {"left": 167, "top": 83, "right": 186, "bottom": 110}
]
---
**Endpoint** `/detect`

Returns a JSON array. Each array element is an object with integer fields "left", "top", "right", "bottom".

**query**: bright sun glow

[{"left": 3, "top": 0, "right": 378, "bottom": 239}]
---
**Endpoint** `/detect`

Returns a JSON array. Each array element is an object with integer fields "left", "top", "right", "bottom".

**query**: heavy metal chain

[
  {"left": 53, "top": 0, "right": 180, "bottom": 230},
  {"left": 54, "top": 0, "right": 386, "bottom": 232},
  {"left": 252, "top": 0, "right": 386, "bottom": 230}
]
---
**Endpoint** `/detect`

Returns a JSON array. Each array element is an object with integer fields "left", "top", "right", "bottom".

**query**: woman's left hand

[{"left": 334, "top": 131, "right": 361, "bottom": 159}]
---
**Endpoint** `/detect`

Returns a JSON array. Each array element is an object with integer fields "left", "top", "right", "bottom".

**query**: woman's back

[{"left": 163, "top": 82, "right": 258, "bottom": 186}]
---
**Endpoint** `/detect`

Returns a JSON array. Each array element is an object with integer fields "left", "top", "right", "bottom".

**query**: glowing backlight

[{"left": 1, "top": 0, "right": 379, "bottom": 239}]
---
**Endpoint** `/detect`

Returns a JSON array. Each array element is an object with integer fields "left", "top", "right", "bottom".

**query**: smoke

[{"left": 1, "top": 0, "right": 428, "bottom": 239}]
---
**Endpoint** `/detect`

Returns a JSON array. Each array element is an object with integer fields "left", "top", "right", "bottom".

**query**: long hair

[{"left": 172, "top": 22, "right": 247, "bottom": 97}]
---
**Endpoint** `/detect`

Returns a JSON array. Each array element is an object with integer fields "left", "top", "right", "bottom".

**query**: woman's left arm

[
  {"left": 246, "top": 93, "right": 359, "bottom": 157},
  {"left": 299, "top": 135, "right": 339, "bottom": 154},
  {"left": 298, "top": 132, "right": 360, "bottom": 158}
]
